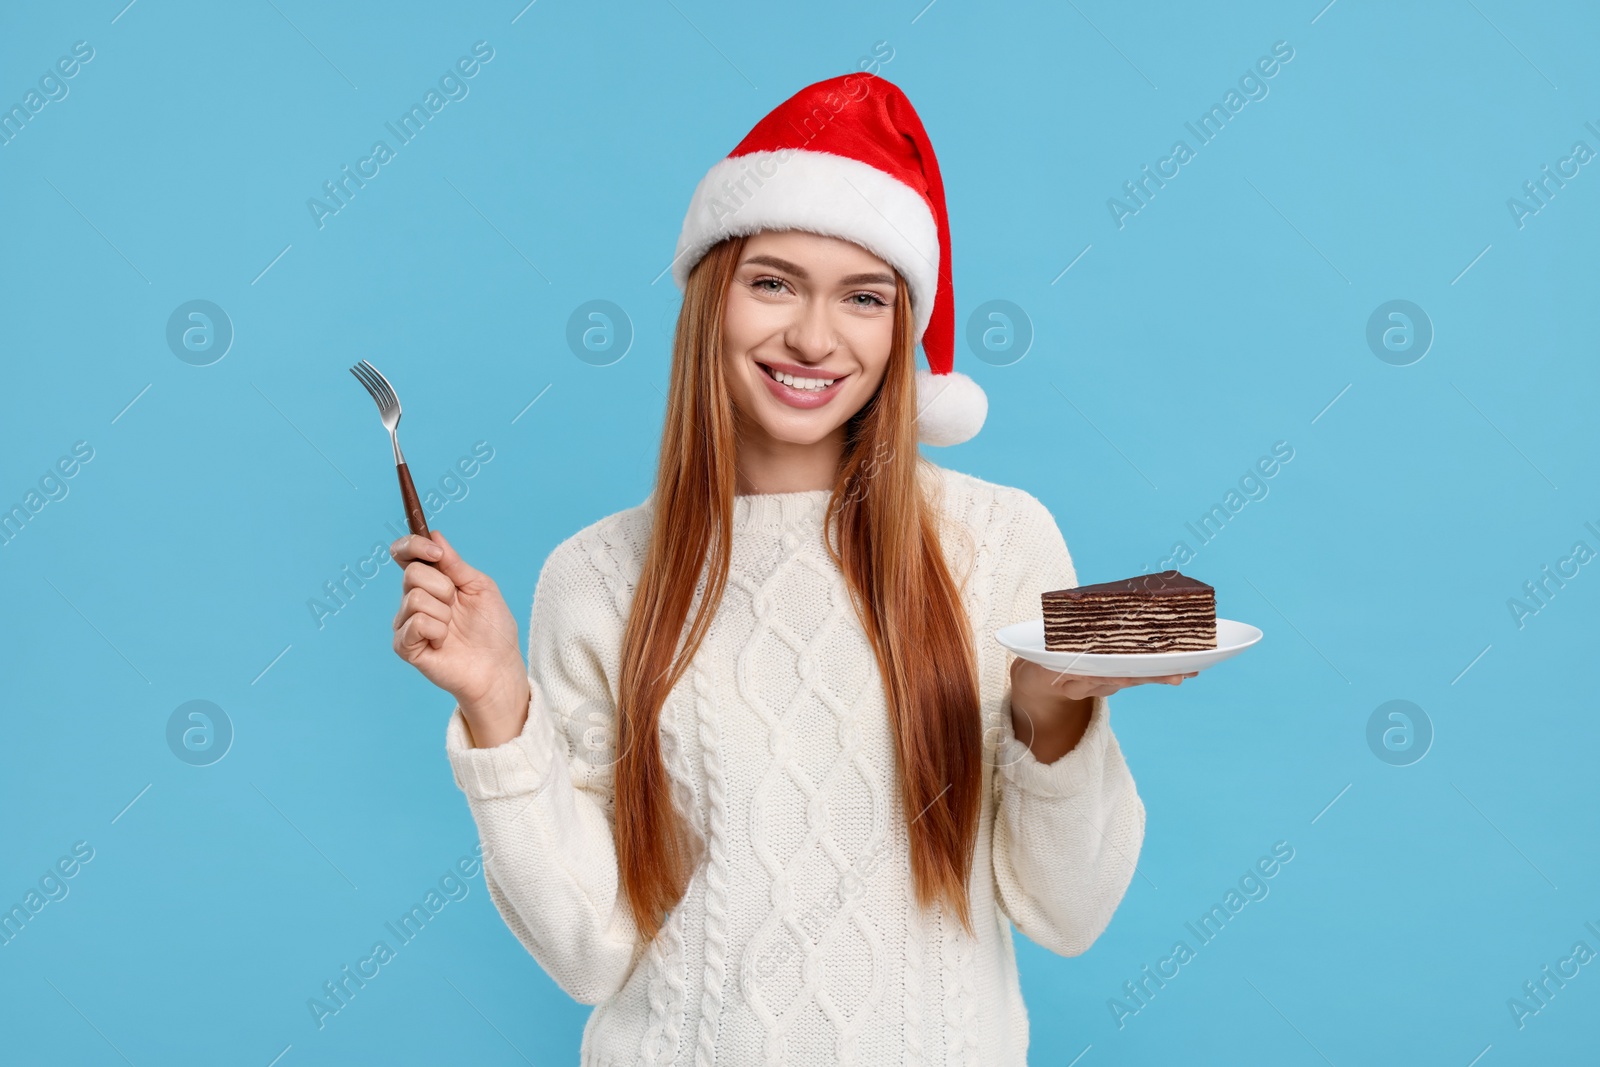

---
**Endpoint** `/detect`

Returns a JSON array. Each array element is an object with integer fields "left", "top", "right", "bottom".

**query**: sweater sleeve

[
  {"left": 443, "top": 538, "right": 640, "bottom": 1004},
  {"left": 989, "top": 491, "right": 1147, "bottom": 958}
]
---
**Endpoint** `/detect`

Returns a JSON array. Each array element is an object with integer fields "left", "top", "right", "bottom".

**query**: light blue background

[{"left": 2, "top": 1, "right": 1596, "bottom": 1063}]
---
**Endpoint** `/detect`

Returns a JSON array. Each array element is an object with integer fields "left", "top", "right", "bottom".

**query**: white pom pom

[{"left": 914, "top": 368, "right": 987, "bottom": 447}]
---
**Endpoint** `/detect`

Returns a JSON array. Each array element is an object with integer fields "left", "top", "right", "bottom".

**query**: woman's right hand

[{"left": 391, "top": 530, "right": 531, "bottom": 747}]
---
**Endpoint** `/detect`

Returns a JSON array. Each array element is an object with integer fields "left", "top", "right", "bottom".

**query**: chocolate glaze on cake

[{"left": 1041, "top": 570, "right": 1217, "bottom": 653}]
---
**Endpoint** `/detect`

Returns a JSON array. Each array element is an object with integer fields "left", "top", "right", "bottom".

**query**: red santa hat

[{"left": 671, "top": 73, "right": 986, "bottom": 447}]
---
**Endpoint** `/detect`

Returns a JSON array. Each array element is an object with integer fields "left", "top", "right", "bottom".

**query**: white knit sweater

[{"left": 444, "top": 461, "right": 1145, "bottom": 1066}]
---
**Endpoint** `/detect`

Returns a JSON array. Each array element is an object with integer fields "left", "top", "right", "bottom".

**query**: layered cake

[{"left": 1042, "top": 570, "right": 1216, "bottom": 653}]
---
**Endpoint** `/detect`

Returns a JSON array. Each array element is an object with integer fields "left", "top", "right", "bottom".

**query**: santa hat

[{"left": 671, "top": 73, "right": 986, "bottom": 447}]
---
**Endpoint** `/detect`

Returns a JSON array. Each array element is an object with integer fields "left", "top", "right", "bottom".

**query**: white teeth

[{"left": 765, "top": 365, "right": 836, "bottom": 390}]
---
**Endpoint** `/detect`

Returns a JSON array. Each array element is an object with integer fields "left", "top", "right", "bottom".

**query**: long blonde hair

[{"left": 614, "top": 234, "right": 983, "bottom": 944}]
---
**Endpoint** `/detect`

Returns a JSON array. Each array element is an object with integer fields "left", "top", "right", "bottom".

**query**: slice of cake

[{"left": 1042, "top": 570, "right": 1216, "bottom": 653}]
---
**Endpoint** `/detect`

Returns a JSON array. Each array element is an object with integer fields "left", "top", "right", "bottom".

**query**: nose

[{"left": 782, "top": 293, "right": 837, "bottom": 361}]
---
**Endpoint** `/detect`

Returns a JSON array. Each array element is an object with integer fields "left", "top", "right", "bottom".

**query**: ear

[{"left": 914, "top": 369, "right": 987, "bottom": 446}]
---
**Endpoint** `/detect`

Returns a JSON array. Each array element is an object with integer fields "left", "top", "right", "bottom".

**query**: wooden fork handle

[{"left": 397, "top": 462, "right": 431, "bottom": 539}]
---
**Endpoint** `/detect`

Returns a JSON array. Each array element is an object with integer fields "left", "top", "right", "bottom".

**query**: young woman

[{"left": 389, "top": 74, "right": 1192, "bottom": 1066}]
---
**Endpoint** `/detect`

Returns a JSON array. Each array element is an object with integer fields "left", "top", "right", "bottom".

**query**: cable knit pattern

[
  {"left": 692, "top": 663, "right": 730, "bottom": 1067},
  {"left": 901, "top": 888, "right": 926, "bottom": 1067},
  {"left": 443, "top": 461, "right": 1145, "bottom": 1065},
  {"left": 642, "top": 704, "right": 691, "bottom": 1067}
]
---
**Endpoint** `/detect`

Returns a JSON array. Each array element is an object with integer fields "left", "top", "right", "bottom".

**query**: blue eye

[{"left": 851, "top": 292, "right": 889, "bottom": 307}]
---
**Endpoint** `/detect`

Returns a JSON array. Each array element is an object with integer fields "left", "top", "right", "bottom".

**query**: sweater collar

[{"left": 731, "top": 487, "right": 832, "bottom": 531}]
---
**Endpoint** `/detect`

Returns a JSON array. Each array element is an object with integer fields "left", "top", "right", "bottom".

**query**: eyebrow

[{"left": 742, "top": 254, "right": 896, "bottom": 287}]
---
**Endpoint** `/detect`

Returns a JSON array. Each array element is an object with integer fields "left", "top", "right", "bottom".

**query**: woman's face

[{"left": 721, "top": 230, "right": 898, "bottom": 447}]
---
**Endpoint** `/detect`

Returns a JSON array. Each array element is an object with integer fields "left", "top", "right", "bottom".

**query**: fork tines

[{"left": 349, "top": 359, "right": 400, "bottom": 415}]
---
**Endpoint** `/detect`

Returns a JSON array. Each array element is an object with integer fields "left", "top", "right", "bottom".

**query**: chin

[{"left": 750, "top": 409, "right": 842, "bottom": 447}]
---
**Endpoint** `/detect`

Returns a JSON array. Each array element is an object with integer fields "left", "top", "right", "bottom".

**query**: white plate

[{"left": 994, "top": 618, "right": 1264, "bottom": 678}]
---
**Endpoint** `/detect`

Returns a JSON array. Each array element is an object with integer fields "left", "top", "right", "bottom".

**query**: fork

[{"left": 349, "top": 359, "right": 430, "bottom": 542}]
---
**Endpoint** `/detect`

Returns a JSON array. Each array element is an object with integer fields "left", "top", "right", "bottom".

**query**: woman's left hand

[{"left": 1006, "top": 657, "right": 1197, "bottom": 764}]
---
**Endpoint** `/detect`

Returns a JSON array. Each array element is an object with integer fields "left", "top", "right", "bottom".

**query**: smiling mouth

[{"left": 757, "top": 361, "right": 847, "bottom": 391}]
